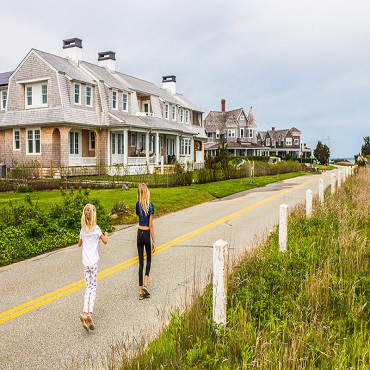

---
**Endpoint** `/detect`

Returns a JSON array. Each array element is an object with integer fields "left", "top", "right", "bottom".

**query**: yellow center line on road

[{"left": 0, "top": 175, "right": 320, "bottom": 324}]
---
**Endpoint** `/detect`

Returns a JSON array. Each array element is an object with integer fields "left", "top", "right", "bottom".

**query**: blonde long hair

[
  {"left": 81, "top": 203, "right": 97, "bottom": 233},
  {"left": 138, "top": 183, "right": 150, "bottom": 215}
]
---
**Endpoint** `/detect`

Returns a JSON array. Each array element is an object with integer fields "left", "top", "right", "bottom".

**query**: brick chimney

[
  {"left": 162, "top": 75, "right": 176, "bottom": 94},
  {"left": 98, "top": 51, "right": 116, "bottom": 71},
  {"left": 63, "top": 38, "right": 82, "bottom": 63},
  {"left": 221, "top": 99, "right": 226, "bottom": 112},
  {"left": 272, "top": 127, "right": 275, "bottom": 131}
]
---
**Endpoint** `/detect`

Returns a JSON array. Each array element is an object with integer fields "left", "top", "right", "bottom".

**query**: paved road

[{"left": 0, "top": 169, "right": 346, "bottom": 369}]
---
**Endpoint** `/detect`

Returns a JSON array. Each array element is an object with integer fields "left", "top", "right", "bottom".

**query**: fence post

[
  {"left": 306, "top": 189, "right": 313, "bottom": 218},
  {"left": 338, "top": 171, "right": 342, "bottom": 189},
  {"left": 213, "top": 239, "right": 228, "bottom": 327},
  {"left": 318, "top": 179, "right": 324, "bottom": 204},
  {"left": 161, "top": 156, "right": 164, "bottom": 174},
  {"left": 331, "top": 174, "right": 336, "bottom": 194},
  {"left": 279, "top": 204, "right": 288, "bottom": 252}
]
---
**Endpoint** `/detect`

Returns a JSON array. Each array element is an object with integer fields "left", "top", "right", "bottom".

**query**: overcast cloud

[{"left": 1, "top": 0, "right": 369, "bottom": 158}]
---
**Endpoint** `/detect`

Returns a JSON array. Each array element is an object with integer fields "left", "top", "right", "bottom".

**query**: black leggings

[{"left": 137, "top": 229, "right": 152, "bottom": 286}]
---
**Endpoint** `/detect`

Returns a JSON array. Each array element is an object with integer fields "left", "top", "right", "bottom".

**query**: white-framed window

[
  {"left": 42, "top": 84, "right": 48, "bottom": 104},
  {"left": 216, "top": 130, "right": 220, "bottom": 139},
  {"left": 131, "top": 133, "right": 136, "bottom": 147},
  {"left": 1, "top": 90, "right": 7, "bottom": 110},
  {"left": 122, "top": 93, "right": 128, "bottom": 111},
  {"left": 89, "top": 131, "right": 95, "bottom": 150},
  {"left": 228, "top": 129, "right": 236, "bottom": 138},
  {"left": 172, "top": 105, "right": 176, "bottom": 121},
  {"left": 27, "top": 128, "right": 41, "bottom": 154},
  {"left": 249, "top": 129, "right": 253, "bottom": 138},
  {"left": 181, "top": 138, "right": 191, "bottom": 155},
  {"left": 180, "top": 108, "right": 184, "bottom": 123},
  {"left": 25, "top": 83, "right": 49, "bottom": 108},
  {"left": 294, "top": 138, "right": 300, "bottom": 146},
  {"left": 240, "top": 115, "right": 244, "bottom": 120},
  {"left": 112, "top": 90, "right": 117, "bottom": 109},
  {"left": 165, "top": 103, "right": 169, "bottom": 119},
  {"left": 143, "top": 101, "right": 150, "bottom": 114},
  {"left": 240, "top": 128, "right": 245, "bottom": 138},
  {"left": 185, "top": 110, "right": 189, "bottom": 124},
  {"left": 286, "top": 137, "right": 292, "bottom": 146},
  {"left": 74, "top": 83, "right": 80, "bottom": 104},
  {"left": 266, "top": 138, "right": 271, "bottom": 146},
  {"left": 13, "top": 129, "right": 20, "bottom": 151},
  {"left": 86, "top": 86, "right": 92, "bottom": 107},
  {"left": 26, "top": 86, "right": 32, "bottom": 106},
  {"left": 207, "top": 132, "right": 213, "bottom": 143}
]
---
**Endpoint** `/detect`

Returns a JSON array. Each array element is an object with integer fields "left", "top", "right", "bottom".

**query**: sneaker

[
  {"left": 80, "top": 314, "right": 89, "bottom": 331},
  {"left": 143, "top": 285, "right": 151, "bottom": 297},
  {"left": 86, "top": 314, "right": 95, "bottom": 330},
  {"left": 139, "top": 294, "right": 144, "bottom": 300}
]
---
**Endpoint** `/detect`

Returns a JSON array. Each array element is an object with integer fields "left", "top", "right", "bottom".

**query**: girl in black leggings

[{"left": 136, "top": 183, "right": 156, "bottom": 300}]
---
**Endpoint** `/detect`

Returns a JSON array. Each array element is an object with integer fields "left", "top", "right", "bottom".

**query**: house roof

[
  {"left": 204, "top": 141, "right": 264, "bottom": 150},
  {"left": 0, "top": 71, "right": 12, "bottom": 87},
  {"left": 1, "top": 107, "right": 101, "bottom": 127},
  {"left": 34, "top": 49, "right": 96, "bottom": 85},
  {"left": 204, "top": 108, "right": 244, "bottom": 132}
]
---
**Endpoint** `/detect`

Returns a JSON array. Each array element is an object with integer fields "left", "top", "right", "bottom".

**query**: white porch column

[
  {"left": 155, "top": 133, "right": 160, "bottom": 165},
  {"left": 176, "top": 135, "right": 180, "bottom": 162},
  {"left": 123, "top": 129, "right": 129, "bottom": 166},
  {"left": 145, "top": 131, "right": 150, "bottom": 163}
]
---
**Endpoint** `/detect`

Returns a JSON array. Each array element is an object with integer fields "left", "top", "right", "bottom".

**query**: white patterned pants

[{"left": 83, "top": 263, "right": 98, "bottom": 313}]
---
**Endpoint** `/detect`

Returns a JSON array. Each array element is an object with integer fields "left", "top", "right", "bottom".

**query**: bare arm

[
  {"left": 78, "top": 238, "right": 82, "bottom": 247},
  {"left": 100, "top": 231, "right": 109, "bottom": 244}
]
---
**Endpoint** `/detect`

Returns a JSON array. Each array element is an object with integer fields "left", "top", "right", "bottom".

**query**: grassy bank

[{"left": 116, "top": 167, "right": 370, "bottom": 369}]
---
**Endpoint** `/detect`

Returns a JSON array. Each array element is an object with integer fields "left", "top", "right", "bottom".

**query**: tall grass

[{"left": 115, "top": 168, "right": 370, "bottom": 369}]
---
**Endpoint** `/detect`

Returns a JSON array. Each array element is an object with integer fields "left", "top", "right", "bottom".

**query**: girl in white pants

[{"left": 78, "top": 204, "right": 108, "bottom": 331}]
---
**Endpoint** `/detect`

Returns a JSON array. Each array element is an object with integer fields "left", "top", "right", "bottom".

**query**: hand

[{"left": 152, "top": 242, "right": 156, "bottom": 252}]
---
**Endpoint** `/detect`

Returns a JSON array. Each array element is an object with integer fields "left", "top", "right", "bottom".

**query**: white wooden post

[
  {"left": 306, "top": 189, "right": 313, "bottom": 218},
  {"left": 318, "top": 179, "right": 324, "bottom": 204},
  {"left": 338, "top": 171, "right": 342, "bottom": 189},
  {"left": 331, "top": 174, "right": 336, "bottom": 194},
  {"left": 161, "top": 155, "right": 164, "bottom": 174},
  {"left": 279, "top": 204, "right": 288, "bottom": 252},
  {"left": 213, "top": 239, "right": 228, "bottom": 326}
]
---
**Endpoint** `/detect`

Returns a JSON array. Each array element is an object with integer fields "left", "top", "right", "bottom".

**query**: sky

[{"left": 1, "top": 0, "right": 369, "bottom": 159}]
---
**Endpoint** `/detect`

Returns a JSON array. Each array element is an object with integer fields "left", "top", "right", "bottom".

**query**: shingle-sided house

[
  {"left": 204, "top": 99, "right": 312, "bottom": 159},
  {"left": 204, "top": 99, "right": 264, "bottom": 156},
  {"left": 0, "top": 38, "right": 206, "bottom": 176},
  {"left": 257, "top": 127, "right": 312, "bottom": 158}
]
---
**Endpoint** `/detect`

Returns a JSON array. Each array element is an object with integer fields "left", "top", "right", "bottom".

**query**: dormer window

[
  {"left": 74, "top": 83, "right": 80, "bottom": 104},
  {"left": 185, "top": 110, "right": 189, "bottom": 124},
  {"left": 165, "top": 103, "right": 169, "bottom": 119},
  {"left": 266, "top": 138, "right": 271, "bottom": 146},
  {"left": 172, "top": 105, "right": 176, "bottom": 121},
  {"left": 112, "top": 90, "right": 117, "bottom": 109},
  {"left": 25, "top": 83, "right": 48, "bottom": 108},
  {"left": 122, "top": 93, "right": 128, "bottom": 111},
  {"left": 180, "top": 108, "right": 184, "bottom": 123},
  {"left": 1, "top": 90, "right": 7, "bottom": 110},
  {"left": 86, "top": 86, "right": 92, "bottom": 107}
]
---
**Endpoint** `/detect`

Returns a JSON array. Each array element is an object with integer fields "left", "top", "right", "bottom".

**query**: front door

[{"left": 111, "top": 132, "right": 124, "bottom": 164}]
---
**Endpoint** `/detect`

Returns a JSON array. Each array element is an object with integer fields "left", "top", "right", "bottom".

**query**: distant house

[
  {"left": 204, "top": 99, "right": 311, "bottom": 159},
  {"left": 204, "top": 99, "right": 263, "bottom": 156},
  {"left": 257, "top": 127, "right": 312, "bottom": 159},
  {"left": 0, "top": 38, "right": 206, "bottom": 176}
]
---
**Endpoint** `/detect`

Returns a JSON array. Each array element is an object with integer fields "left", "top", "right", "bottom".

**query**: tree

[
  {"left": 313, "top": 141, "right": 330, "bottom": 165},
  {"left": 361, "top": 136, "right": 370, "bottom": 156}
]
